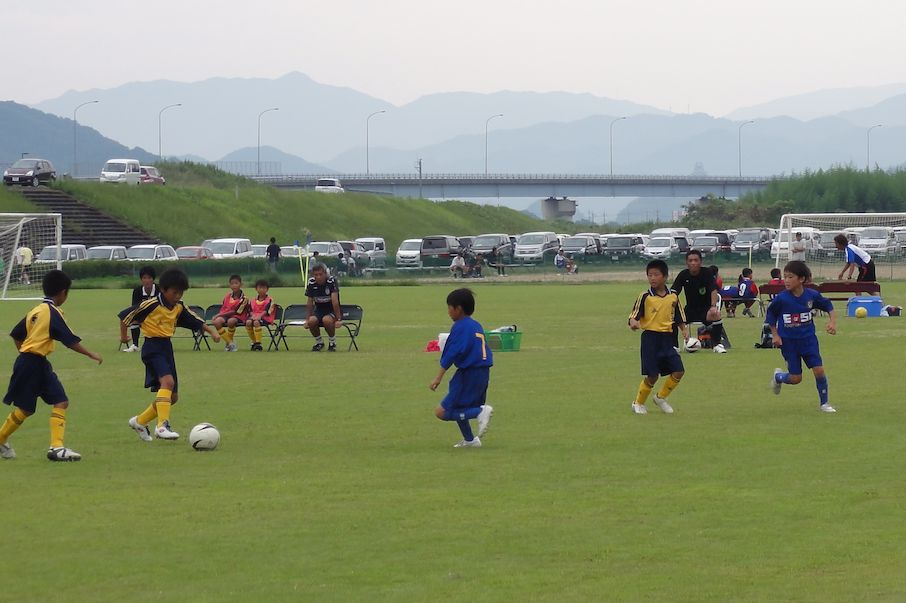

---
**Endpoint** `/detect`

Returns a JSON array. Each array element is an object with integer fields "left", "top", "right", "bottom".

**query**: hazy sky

[{"left": 4, "top": 0, "right": 905, "bottom": 115}]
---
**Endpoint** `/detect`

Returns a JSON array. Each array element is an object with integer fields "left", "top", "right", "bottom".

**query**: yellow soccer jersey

[
  {"left": 629, "top": 288, "right": 686, "bottom": 333},
  {"left": 10, "top": 299, "right": 81, "bottom": 356},
  {"left": 119, "top": 295, "right": 205, "bottom": 338}
]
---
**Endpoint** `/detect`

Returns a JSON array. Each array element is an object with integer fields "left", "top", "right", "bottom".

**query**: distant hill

[
  {"left": 216, "top": 146, "right": 332, "bottom": 175},
  {"left": 726, "top": 82, "right": 906, "bottom": 121},
  {"left": 32, "top": 71, "right": 670, "bottom": 164},
  {"left": 0, "top": 101, "right": 155, "bottom": 176},
  {"left": 835, "top": 93, "right": 906, "bottom": 128}
]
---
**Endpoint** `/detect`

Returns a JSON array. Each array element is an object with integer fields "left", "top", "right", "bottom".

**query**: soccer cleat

[
  {"left": 653, "top": 395, "right": 674, "bottom": 414},
  {"left": 311, "top": 342, "right": 325, "bottom": 352},
  {"left": 772, "top": 368, "right": 783, "bottom": 395},
  {"left": 122, "top": 343, "right": 139, "bottom": 353},
  {"left": 228, "top": 343, "right": 238, "bottom": 352},
  {"left": 128, "top": 416, "right": 153, "bottom": 442},
  {"left": 631, "top": 402, "right": 648, "bottom": 415},
  {"left": 819, "top": 404, "right": 837, "bottom": 413},
  {"left": 477, "top": 405, "right": 494, "bottom": 437},
  {"left": 742, "top": 308, "right": 754, "bottom": 318},
  {"left": 327, "top": 342, "right": 337, "bottom": 352},
  {"left": 155, "top": 421, "right": 179, "bottom": 440},
  {"left": 713, "top": 344, "right": 727, "bottom": 354},
  {"left": 47, "top": 447, "right": 81, "bottom": 462},
  {"left": 453, "top": 437, "right": 482, "bottom": 448},
  {"left": 0, "top": 442, "right": 16, "bottom": 460},
  {"left": 251, "top": 343, "right": 263, "bottom": 351}
]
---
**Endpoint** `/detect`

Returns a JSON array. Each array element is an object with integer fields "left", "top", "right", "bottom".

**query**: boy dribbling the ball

[
  {"left": 430, "top": 288, "right": 493, "bottom": 448},
  {"left": 766, "top": 260, "right": 837, "bottom": 413},
  {"left": 120, "top": 268, "right": 220, "bottom": 441},
  {"left": 628, "top": 260, "right": 689, "bottom": 415}
]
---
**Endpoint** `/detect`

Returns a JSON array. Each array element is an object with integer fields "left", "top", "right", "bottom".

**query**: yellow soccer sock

[
  {"left": 635, "top": 379, "right": 654, "bottom": 405},
  {"left": 253, "top": 327, "right": 262, "bottom": 344},
  {"left": 657, "top": 375, "right": 681, "bottom": 399},
  {"left": 49, "top": 407, "right": 66, "bottom": 448},
  {"left": 225, "top": 327, "right": 236, "bottom": 344},
  {"left": 217, "top": 327, "right": 227, "bottom": 340},
  {"left": 0, "top": 407, "right": 28, "bottom": 444},
  {"left": 155, "top": 389, "right": 173, "bottom": 427},
  {"left": 136, "top": 403, "right": 157, "bottom": 426},
  {"left": 245, "top": 325, "right": 255, "bottom": 342}
]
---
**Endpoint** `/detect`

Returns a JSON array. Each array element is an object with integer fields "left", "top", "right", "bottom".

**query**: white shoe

[
  {"left": 653, "top": 395, "right": 674, "bottom": 414},
  {"left": 47, "top": 446, "right": 81, "bottom": 462},
  {"left": 713, "top": 344, "right": 727, "bottom": 354},
  {"left": 453, "top": 437, "right": 482, "bottom": 448},
  {"left": 0, "top": 442, "right": 15, "bottom": 460},
  {"left": 631, "top": 402, "right": 648, "bottom": 415},
  {"left": 227, "top": 343, "right": 238, "bottom": 352},
  {"left": 129, "top": 416, "right": 152, "bottom": 442},
  {"left": 819, "top": 404, "right": 837, "bottom": 413},
  {"left": 122, "top": 344, "right": 137, "bottom": 352},
  {"left": 772, "top": 368, "right": 783, "bottom": 395},
  {"left": 477, "top": 405, "right": 494, "bottom": 437},
  {"left": 155, "top": 421, "right": 180, "bottom": 440}
]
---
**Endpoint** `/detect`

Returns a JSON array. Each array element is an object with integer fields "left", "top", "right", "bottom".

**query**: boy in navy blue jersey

[
  {"left": 124, "top": 265, "right": 157, "bottom": 352},
  {"left": 766, "top": 260, "right": 838, "bottom": 413},
  {"left": 0, "top": 270, "right": 102, "bottom": 461},
  {"left": 430, "top": 288, "right": 494, "bottom": 448}
]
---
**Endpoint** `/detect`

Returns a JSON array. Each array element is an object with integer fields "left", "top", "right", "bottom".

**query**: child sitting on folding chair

[{"left": 245, "top": 279, "right": 276, "bottom": 352}]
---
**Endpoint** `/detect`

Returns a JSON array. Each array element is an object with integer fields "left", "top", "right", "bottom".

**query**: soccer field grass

[{"left": 3, "top": 282, "right": 906, "bottom": 602}]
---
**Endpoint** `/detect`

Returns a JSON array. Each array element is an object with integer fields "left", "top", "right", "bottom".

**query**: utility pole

[{"left": 415, "top": 158, "right": 423, "bottom": 198}]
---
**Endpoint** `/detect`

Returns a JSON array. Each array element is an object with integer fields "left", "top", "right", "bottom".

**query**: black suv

[{"left": 470, "top": 233, "right": 513, "bottom": 263}]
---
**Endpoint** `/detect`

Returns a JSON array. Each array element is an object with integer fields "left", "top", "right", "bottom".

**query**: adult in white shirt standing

[{"left": 790, "top": 232, "right": 807, "bottom": 262}]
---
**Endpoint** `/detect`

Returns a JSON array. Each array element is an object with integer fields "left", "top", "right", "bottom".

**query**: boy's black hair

[
  {"left": 43, "top": 269, "right": 72, "bottom": 297},
  {"left": 139, "top": 266, "right": 156, "bottom": 280},
  {"left": 159, "top": 268, "right": 190, "bottom": 292},
  {"left": 228, "top": 274, "right": 242, "bottom": 283},
  {"left": 269, "top": 237, "right": 276, "bottom": 244},
  {"left": 741, "top": 267, "right": 753, "bottom": 278},
  {"left": 709, "top": 265, "right": 719, "bottom": 275},
  {"left": 255, "top": 279, "right": 269, "bottom": 289},
  {"left": 447, "top": 288, "right": 476, "bottom": 315},
  {"left": 646, "top": 259, "right": 668, "bottom": 277},
  {"left": 686, "top": 249, "right": 703, "bottom": 260},
  {"left": 783, "top": 260, "right": 811, "bottom": 281},
  {"left": 833, "top": 233, "right": 849, "bottom": 247},
  {"left": 770, "top": 267, "right": 781, "bottom": 278}
]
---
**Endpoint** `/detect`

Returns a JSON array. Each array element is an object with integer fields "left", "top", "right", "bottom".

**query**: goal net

[
  {"left": 0, "top": 213, "right": 62, "bottom": 300},
  {"left": 775, "top": 213, "right": 906, "bottom": 280}
]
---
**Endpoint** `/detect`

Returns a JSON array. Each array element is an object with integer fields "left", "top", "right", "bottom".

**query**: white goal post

[
  {"left": 775, "top": 213, "right": 906, "bottom": 279},
  {"left": 0, "top": 213, "right": 62, "bottom": 300}
]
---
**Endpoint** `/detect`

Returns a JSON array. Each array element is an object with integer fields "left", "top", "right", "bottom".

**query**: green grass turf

[{"left": 3, "top": 282, "right": 906, "bottom": 602}]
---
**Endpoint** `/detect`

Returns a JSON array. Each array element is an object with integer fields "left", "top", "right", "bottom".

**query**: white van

[
  {"left": 514, "top": 231, "right": 559, "bottom": 262},
  {"left": 650, "top": 227, "right": 690, "bottom": 240},
  {"left": 355, "top": 237, "right": 387, "bottom": 267},
  {"left": 100, "top": 159, "right": 141, "bottom": 184},
  {"left": 314, "top": 178, "right": 345, "bottom": 193},
  {"left": 207, "top": 238, "right": 253, "bottom": 259},
  {"left": 857, "top": 226, "right": 897, "bottom": 257}
]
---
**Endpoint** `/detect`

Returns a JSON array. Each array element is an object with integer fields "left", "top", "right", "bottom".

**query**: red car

[
  {"left": 140, "top": 166, "right": 166, "bottom": 185},
  {"left": 176, "top": 246, "right": 212, "bottom": 260}
]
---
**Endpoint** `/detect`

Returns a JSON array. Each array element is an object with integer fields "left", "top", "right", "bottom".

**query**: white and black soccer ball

[
  {"left": 189, "top": 423, "right": 220, "bottom": 451},
  {"left": 685, "top": 337, "right": 702, "bottom": 353}
]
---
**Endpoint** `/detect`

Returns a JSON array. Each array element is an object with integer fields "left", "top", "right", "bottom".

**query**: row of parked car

[{"left": 1, "top": 158, "right": 166, "bottom": 187}]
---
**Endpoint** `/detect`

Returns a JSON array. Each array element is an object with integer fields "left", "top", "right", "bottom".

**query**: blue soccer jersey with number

[
  {"left": 765, "top": 288, "right": 833, "bottom": 340},
  {"left": 441, "top": 316, "right": 493, "bottom": 370}
]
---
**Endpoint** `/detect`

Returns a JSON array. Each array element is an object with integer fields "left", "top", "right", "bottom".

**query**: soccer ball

[
  {"left": 855, "top": 306, "right": 868, "bottom": 318},
  {"left": 685, "top": 337, "right": 702, "bottom": 353},
  {"left": 189, "top": 423, "right": 220, "bottom": 451}
]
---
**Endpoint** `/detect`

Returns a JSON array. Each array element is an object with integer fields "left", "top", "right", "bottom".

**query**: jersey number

[{"left": 475, "top": 333, "right": 488, "bottom": 360}]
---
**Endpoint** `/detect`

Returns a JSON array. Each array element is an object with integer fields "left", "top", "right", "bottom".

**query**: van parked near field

[
  {"left": 355, "top": 237, "right": 388, "bottom": 268},
  {"left": 87, "top": 245, "right": 128, "bottom": 261},
  {"left": 207, "top": 238, "right": 253, "bottom": 259},
  {"left": 100, "top": 159, "right": 141, "bottom": 184},
  {"left": 856, "top": 226, "right": 897, "bottom": 257},
  {"left": 514, "top": 231, "right": 558, "bottom": 262},
  {"left": 420, "top": 235, "right": 463, "bottom": 267},
  {"left": 314, "top": 178, "right": 345, "bottom": 193},
  {"left": 470, "top": 233, "right": 514, "bottom": 263},
  {"left": 396, "top": 238, "right": 423, "bottom": 267},
  {"left": 35, "top": 244, "right": 87, "bottom": 263}
]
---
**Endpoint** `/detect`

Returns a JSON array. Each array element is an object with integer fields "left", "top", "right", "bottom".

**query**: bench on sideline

[{"left": 271, "top": 304, "right": 363, "bottom": 351}]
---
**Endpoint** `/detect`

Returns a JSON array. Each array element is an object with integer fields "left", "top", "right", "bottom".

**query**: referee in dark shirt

[
  {"left": 671, "top": 249, "right": 727, "bottom": 353},
  {"left": 265, "top": 237, "right": 281, "bottom": 272}
]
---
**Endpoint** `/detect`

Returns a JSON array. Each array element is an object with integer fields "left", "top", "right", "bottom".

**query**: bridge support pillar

[{"left": 541, "top": 196, "right": 577, "bottom": 221}]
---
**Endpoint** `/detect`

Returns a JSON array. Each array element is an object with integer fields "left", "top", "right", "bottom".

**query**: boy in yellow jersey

[
  {"left": 119, "top": 268, "right": 220, "bottom": 441},
  {"left": 0, "top": 270, "right": 102, "bottom": 461},
  {"left": 212, "top": 274, "right": 248, "bottom": 352},
  {"left": 628, "top": 259, "right": 689, "bottom": 415},
  {"left": 245, "top": 279, "right": 276, "bottom": 351}
]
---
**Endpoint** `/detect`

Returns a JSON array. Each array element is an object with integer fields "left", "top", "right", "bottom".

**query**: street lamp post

[
  {"left": 366, "top": 110, "right": 386, "bottom": 175},
  {"left": 738, "top": 120, "right": 754, "bottom": 177},
  {"left": 73, "top": 100, "right": 99, "bottom": 177},
  {"left": 158, "top": 103, "right": 182, "bottom": 161},
  {"left": 257, "top": 107, "right": 279, "bottom": 176},
  {"left": 484, "top": 113, "right": 503, "bottom": 175},
  {"left": 609, "top": 117, "right": 627, "bottom": 178},
  {"left": 867, "top": 124, "right": 883, "bottom": 172}
]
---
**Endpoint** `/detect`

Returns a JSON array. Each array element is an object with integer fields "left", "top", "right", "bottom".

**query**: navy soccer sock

[
  {"left": 456, "top": 420, "right": 475, "bottom": 441},
  {"left": 776, "top": 371, "right": 795, "bottom": 385},
  {"left": 816, "top": 376, "right": 829, "bottom": 405}
]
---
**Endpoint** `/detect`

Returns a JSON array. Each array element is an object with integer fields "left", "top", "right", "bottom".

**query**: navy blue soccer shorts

[
  {"left": 142, "top": 338, "right": 178, "bottom": 392},
  {"left": 640, "top": 331, "right": 685, "bottom": 377},
  {"left": 312, "top": 306, "right": 337, "bottom": 326},
  {"left": 3, "top": 353, "right": 67, "bottom": 413},
  {"left": 441, "top": 366, "right": 490, "bottom": 411},
  {"left": 780, "top": 336, "right": 823, "bottom": 375}
]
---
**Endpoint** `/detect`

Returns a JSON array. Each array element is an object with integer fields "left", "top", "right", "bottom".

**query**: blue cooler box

[{"left": 847, "top": 296, "right": 883, "bottom": 317}]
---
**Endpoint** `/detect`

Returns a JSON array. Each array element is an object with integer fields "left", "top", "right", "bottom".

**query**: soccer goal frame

[
  {"left": 0, "top": 213, "right": 62, "bottom": 300},
  {"left": 775, "top": 212, "right": 906, "bottom": 280}
]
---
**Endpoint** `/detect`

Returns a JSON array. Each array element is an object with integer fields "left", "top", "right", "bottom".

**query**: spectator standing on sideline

[
  {"left": 492, "top": 245, "right": 506, "bottom": 277},
  {"left": 265, "top": 237, "right": 281, "bottom": 272},
  {"left": 790, "top": 232, "right": 807, "bottom": 262}
]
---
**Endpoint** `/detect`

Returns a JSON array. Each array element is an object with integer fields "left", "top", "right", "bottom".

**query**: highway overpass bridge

[{"left": 255, "top": 174, "right": 779, "bottom": 219}]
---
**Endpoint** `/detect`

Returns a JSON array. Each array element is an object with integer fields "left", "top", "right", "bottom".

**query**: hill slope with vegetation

[{"left": 3, "top": 162, "right": 573, "bottom": 251}]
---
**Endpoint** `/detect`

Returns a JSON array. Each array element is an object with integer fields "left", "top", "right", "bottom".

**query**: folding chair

[
  {"left": 263, "top": 304, "right": 284, "bottom": 351},
  {"left": 273, "top": 304, "right": 309, "bottom": 350},
  {"left": 339, "top": 304, "right": 364, "bottom": 351},
  {"left": 188, "top": 305, "right": 211, "bottom": 351}
]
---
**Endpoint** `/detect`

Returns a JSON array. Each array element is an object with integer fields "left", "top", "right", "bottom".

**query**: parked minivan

[
  {"left": 396, "top": 238, "right": 423, "bottom": 268},
  {"left": 515, "top": 231, "right": 559, "bottom": 262},
  {"left": 35, "top": 244, "right": 88, "bottom": 263},
  {"left": 420, "top": 235, "right": 463, "bottom": 267},
  {"left": 470, "top": 233, "right": 513, "bottom": 263},
  {"left": 207, "top": 238, "right": 253, "bottom": 259},
  {"left": 355, "top": 237, "right": 387, "bottom": 268},
  {"left": 100, "top": 159, "right": 141, "bottom": 184},
  {"left": 314, "top": 178, "right": 345, "bottom": 193}
]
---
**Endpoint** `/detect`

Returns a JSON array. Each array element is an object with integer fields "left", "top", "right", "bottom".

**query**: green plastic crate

[{"left": 486, "top": 331, "right": 522, "bottom": 352}]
